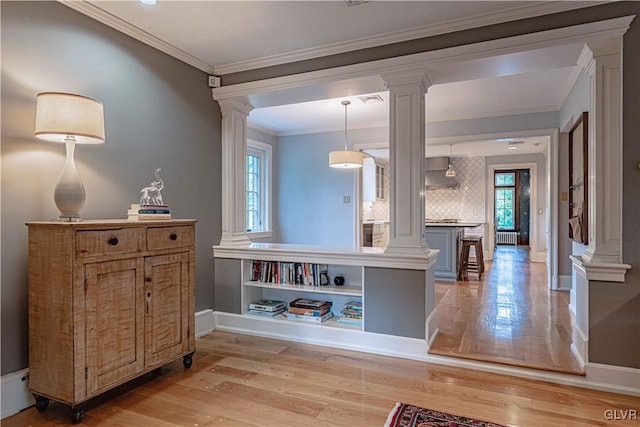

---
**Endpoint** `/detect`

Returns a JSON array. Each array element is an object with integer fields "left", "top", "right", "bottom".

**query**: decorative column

[
  {"left": 574, "top": 39, "right": 630, "bottom": 280},
  {"left": 381, "top": 70, "right": 431, "bottom": 255},
  {"left": 218, "top": 98, "right": 253, "bottom": 247}
]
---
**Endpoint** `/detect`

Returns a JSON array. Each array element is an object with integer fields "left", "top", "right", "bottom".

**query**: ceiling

[{"left": 68, "top": 1, "right": 600, "bottom": 157}]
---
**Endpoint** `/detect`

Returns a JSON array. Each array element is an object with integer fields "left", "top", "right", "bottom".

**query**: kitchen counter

[
  {"left": 425, "top": 222, "right": 482, "bottom": 227},
  {"left": 424, "top": 222, "right": 484, "bottom": 280}
]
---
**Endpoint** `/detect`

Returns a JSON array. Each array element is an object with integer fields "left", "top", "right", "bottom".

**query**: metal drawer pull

[
  {"left": 170, "top": 233, "right": 177, "bottom": 241},
  {"left": 108, "top": 237, "right": 119, "bottom": 246}
]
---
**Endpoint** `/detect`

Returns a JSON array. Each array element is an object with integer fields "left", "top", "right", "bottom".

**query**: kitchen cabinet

[
  {"left": 363, "top": 158, "right": 386, "bottom": 202},
  {"left": 27, "top": 220, "right": 196, "bottom": 423},
  {"left": 425, "top": 222, "right": 482, "bottom": 280}
]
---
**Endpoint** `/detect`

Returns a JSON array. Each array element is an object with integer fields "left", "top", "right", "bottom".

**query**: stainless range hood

[{"left": 425, "top": 157, "right": 460, "bottom": 190}]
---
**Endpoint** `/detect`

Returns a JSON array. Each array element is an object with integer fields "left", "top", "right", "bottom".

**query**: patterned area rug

[{"left": 384, "top": 402, "right": 508, "bottom": 427}]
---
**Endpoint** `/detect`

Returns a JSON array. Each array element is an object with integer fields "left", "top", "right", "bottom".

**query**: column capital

[
  {"left": 218, "top": 98, "right": 254, "bottom": 117},
  {"left": 380, "top": 69, "right": 432, "bottom": 90}
]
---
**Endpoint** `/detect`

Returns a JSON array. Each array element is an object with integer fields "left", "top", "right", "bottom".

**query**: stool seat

[{"left": 458, "top": 237, "right": 485, "bottom": 281}]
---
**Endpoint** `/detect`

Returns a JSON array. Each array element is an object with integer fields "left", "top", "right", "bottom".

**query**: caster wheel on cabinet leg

[
  {"left": 70, "top": 405, "right": 85, "bottom": 424},
  {"left": 183, "top": 352, "right": 194, "bottom": 369},
  {"left": 33, "top": 395, "right": 49, "bottom": 412}
]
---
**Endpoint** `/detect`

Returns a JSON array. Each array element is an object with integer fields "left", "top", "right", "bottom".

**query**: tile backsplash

[
  {"left": 425, "top": 156, "right": 486, "bottom": 223},
  {"left": 363, "top": 157, "right": 485, "bottom": 226}
]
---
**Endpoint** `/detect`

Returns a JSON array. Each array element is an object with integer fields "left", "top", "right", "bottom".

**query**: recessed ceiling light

[
  {"left": 508, "top": 146, "right": 519, "bottom": 150},
  {"left": 138, "top": 0, "right": 158, "bottom": 5}
]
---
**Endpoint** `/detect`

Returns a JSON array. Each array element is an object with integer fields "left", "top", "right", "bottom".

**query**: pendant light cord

[{"left": 342, "top": 100, "right": 350, "bottom": 150}]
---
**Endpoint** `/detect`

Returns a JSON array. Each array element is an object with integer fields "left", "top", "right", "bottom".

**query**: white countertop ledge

[
  {"left": 425, "top": 222, "right": 483, "bottom": 227},
  {"left": 213, "top": 243, "right": 439, "bottom": 270}
]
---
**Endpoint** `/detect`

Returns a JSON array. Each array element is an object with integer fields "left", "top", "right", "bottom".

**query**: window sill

[{"left": 248, "top": 231, "right": 273, "bottom": 240}]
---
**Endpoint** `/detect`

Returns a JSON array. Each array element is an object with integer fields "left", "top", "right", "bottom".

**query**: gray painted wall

[
  {"left": 1, "top": 1, "right": 221, "bottom": 374},
  {"left": 364, "top": 267, "right": 426, "bottom": 339}
]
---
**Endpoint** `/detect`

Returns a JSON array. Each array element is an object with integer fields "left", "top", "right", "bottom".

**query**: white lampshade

[
  {"left": 34, "top": 92, "right": 105, "bottom": 221},
  {"left": 35, "top": 92, "right": 105, "bottom": 144},
  {"left": 329, "top": 150, "right": 364, "bottom": 169}
]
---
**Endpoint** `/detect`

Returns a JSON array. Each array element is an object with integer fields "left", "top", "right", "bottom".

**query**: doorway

[{"left": 494, "top": 169, "right": 531, "bottom": 247}]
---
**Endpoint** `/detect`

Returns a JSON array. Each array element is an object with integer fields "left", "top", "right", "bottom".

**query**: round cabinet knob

[
  {"left": 170, "top": 233, "right": 177, "bottom": 241},
  {"left": 108, "top": 237, "right": 119, "bottom": 246},
  {"left": 333, "top": 275, "right": 345, "bottom": 286}
]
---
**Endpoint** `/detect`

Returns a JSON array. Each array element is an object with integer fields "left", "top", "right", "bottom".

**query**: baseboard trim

[
  {"left": 571, "top": 319, "right": 588, "bottom": 370},
  {"left": 0, "top": 368, "right": 34, "bottom": 419},
  {"left": 212, "top": 311, "right": 638, "bottom": 396},
  {"left": 214, "top": 311, "right": 429, "bottom": 361},
  {"left": 585, "top": 363, "right": 640, "bottom": 396},
  {"left": 557, "top": 275, "right": 572, "bottom": 291},
  {"left": 425, "top": 308, "right": 439, "bottom": 349},
  {"left": 195, "top": 309, "right": 215, "bottom": 338}
]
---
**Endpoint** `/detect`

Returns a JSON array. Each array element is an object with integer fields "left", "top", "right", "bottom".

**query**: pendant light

[
  {"left": 445, "top": 144, "right": 456, "bottom": 177},
  {"left": 329, "top": 100, "right": 364, "bottom": 169}
]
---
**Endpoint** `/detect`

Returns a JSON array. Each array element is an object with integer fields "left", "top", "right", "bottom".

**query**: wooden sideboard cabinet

[{"left": 26, "top": 219, "right": 196, "bottom": 424}]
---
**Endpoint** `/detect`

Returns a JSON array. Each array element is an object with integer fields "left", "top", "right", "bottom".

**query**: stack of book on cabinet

[
  {"left": 248, "top": 260, "right": 329, "bottom": 286},
  {"left": 337, "top": 300, "right": 362, "bottom": 326},
  {"left": 246, "top": 299, "right": 286, "bottom": 317},
  {"left": 127, "top": 203, "right": 171, "bottom": 220},
  {"left": 282, "top": 298, "right": 333, "bottom": 323}
]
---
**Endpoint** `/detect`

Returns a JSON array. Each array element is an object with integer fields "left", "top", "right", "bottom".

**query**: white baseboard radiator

[{"left": 496, "top": 231, "right": 519, "bottom": 245}]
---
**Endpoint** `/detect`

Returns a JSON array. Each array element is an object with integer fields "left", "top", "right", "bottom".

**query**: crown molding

[
  {"left": 247, "top": 122, "right": 279, "bottom": 137},
  {"left": 212, "top": 15, "right": 635, "bottom": 104},
  {"left": 213, "top": 1, "right": 611, "bottom": 75},
  {"left": 57, "top": 0, "right": 216, "bottom": 74}
]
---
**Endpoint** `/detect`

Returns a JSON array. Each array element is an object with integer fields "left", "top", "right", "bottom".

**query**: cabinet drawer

[
  {"left": 77, "top": 228, "right": 144, "bottom": 257},
  {"left": 147, "top": 226, "right": 193, "bottom": 251}
]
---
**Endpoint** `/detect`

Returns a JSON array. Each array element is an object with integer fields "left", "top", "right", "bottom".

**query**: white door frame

[{"left": 487, "top": 162, "right": 539, "bottom": 261}]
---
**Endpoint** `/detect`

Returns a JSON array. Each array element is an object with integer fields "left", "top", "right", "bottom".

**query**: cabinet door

[
  {"left": 144, "top": 252, "right": 190, "bottom": 368},
  {"left": 85, "top": 258, "right": 145, "bottom": 395}
]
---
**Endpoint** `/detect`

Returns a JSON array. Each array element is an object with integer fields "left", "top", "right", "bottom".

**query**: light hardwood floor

[
  {"left": 430, "top": 245, "right": 583, "bottom": 374},
  {"left": 5, "top": 331, "right": 637, "bottom": 427}
]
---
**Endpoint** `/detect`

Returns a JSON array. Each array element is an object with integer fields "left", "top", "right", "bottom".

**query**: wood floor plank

[
  {"left": 4, "top": 331, "right": 636, "bottom": 427},
  {"left": 431, "top": 245, "right": 584, "bottom": 374}
]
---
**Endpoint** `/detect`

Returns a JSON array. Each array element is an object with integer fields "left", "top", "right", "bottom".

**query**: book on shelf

[
  {"left": 287, "top": 303, "right": 331, "bottom": 317},
  {"left": 336, "top": 316, "right": 362, "bottom": 326},
  {"left": 128, "top": 203, "right": 171, "bottom": 220},
  {"left": 282, "top": 310, "right": 333, "bottom": 323},
  {"left": 246, "top": 308, "right": 285, "bottom": 317},
  {"left": 248, "top": 299, "right": 286, "bottom": 312},
  {"left": 128, "top": 213, "right": 172, "bottom": 221},
  {"left": 247, "top": 260, "right": 330, "bottom": 286},
  {"left": 289, "top": 298, "right": 331, "bottom": 309}
]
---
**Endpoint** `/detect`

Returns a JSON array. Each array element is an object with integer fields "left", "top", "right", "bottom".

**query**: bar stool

[{"left": 458, "top": 237, "right": 485, "bottom": 281}]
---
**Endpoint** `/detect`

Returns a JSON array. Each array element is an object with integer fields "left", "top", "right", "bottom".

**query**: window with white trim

[{"left": 246, "top": 139, "right": 272, "bottom": 237}]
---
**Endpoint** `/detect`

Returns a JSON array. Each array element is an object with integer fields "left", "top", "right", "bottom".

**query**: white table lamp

[{"left": 35, "top": 92, "right": 105, "bottom": 221}]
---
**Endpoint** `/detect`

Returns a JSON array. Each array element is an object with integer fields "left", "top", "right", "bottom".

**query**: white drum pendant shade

[
  {"left": 329, "top": 100, "right": 363, "bottom": 169},
  {"left": 329, "top": 149, "right": 364, "bottom": 168}
]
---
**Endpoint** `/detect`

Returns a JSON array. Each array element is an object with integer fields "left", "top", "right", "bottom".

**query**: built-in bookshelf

[{"left": 241, "top": 259, "right": 363, "bottom": 330}]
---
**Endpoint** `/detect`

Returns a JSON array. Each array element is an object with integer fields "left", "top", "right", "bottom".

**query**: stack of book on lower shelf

[
  {"left": 337, "top": 300, "right": 362, "bottom": 326},
  {"left": 282, "top": 298, "right": 333, "bottom": 323},
  {"left": 246, "top": 299, "right": 286, "bottom": 317},
  {"left": 128, "top": 203, "right": 171, "bottom": 220}
]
